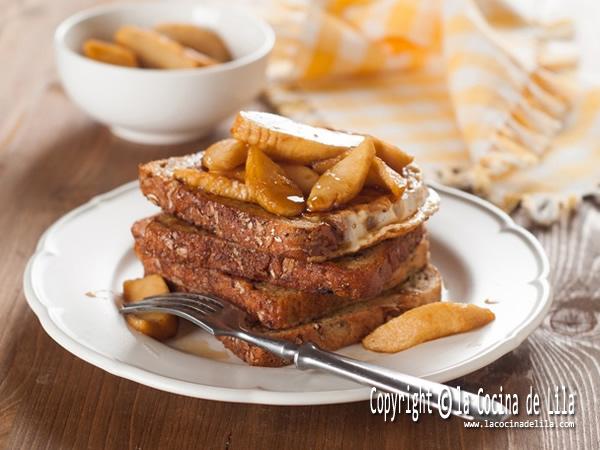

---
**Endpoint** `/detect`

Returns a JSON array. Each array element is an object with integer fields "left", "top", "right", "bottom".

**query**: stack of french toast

[{"left": 132, "top": 111, "right": 441, "bottom": 366}]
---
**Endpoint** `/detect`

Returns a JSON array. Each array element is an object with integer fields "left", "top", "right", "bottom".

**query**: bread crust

[
  {"left": 140, "top": 162, "right": 341, "bottom": 260},
  {"left": 218, "top": 265, "right": 441, "bottom": 366},
  {"left": 138, "top": 157, "right": 438, "bottom": 261},
  {"left": 132, "top": 214, "right": 424, "bottom": 299},
  {"left": 136, "top": 238, "right": 430, "bottom": 330}
]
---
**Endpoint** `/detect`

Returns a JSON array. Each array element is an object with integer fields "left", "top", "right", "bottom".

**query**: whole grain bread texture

[
  {"left": 136, "top": 238, "right": 430, "bottom": 330},
  {"left": 138, "top": 154, "right": 437, "bottom": 261},
  {"left": 132, "top": 214, "right": 424, "bottom": 299},
  {"left": 217, "top": 264, "right": 442, "bottom": 366}
]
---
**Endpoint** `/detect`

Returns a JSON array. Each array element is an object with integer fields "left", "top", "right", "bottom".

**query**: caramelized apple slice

[
  {"left": 311, "top": 154, "right": 345, "bottom": 174},
  {"left": 202, "top": 138, "right": 248, "bottom": 171},
  {"left": 232, "top": 111, "right": 362, "bottom": 164},
  {"left": 123, "top": 274, "right": 178, "bottom": 340},
  {"left": 232, "top": 111, "right": 413, "bottom": 170},
  {"left": 313, "top": 152, "right": 389, "bottom": 189},
  {"left": 312, "top": 153, "right": 404, "bottom": 195},
  {"left": 174, "top": 168, "right": 252, "bottom": 202},
  {"left": 362, "top": 302, "right": 495, "bottom": 353},
  {"left": 280, "top": 164, "right": 320, "bottom": 195},
  {"left": 115, "top": 25, "right": 216, "bottom": 69},
  {"left": 155, "top": 23, "right": 231, "bottom": 62},
  {"left": 369, "top": 157, "right": 407, "bottom": 197},
  {"left": 307, "top": 139, "right": 375, "bottom": 212},
  {"left": 211, "top": 166, "right": 246, "bottom": 182},
  {"left": 371, "top": 138, "right": 414, "bottom": 173},
  {"left": 246, "top": 147, "right": 305, "bottom": 216},
  {"left": 83, "top": 39, "right": 138, "bottom": 67}
]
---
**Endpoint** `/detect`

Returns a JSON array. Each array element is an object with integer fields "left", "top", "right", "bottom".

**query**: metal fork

[{"left": 120, "top": 292, "right": 510, "bottom": 422}]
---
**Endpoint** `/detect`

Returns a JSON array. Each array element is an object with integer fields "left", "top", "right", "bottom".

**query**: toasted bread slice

[
  {"left": 138, "top": 154, "right": 439, "bottom": 261},
  {"left": 136, "top": 238, "right": 430, "bottom": 330},
  {"left": 132, "top": 214, "right": 424, "bottom": 299},
  {"left": 218, "top": 264, "right": 441, "bottom": 366}
]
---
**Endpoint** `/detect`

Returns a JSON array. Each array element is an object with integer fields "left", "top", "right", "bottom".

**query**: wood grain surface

[{"left": 1, "top": 1, "right": 599, "bottom": 449}]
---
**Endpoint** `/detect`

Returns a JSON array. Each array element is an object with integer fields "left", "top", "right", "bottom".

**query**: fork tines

[{"left": 141, "top": 292, "right": 225, "bottom": 314}]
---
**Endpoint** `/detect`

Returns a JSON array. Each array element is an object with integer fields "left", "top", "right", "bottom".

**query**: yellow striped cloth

[{"left": 254, "top": 0, "right": 599, "bottom": 225}]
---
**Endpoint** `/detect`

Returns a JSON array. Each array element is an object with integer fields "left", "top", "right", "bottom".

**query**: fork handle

[
  {"left": 294, "top": 343, "right": 509, "bottom": 422},
  {"left": 234, "top": 330, "right": 299, "bottom": 360}
]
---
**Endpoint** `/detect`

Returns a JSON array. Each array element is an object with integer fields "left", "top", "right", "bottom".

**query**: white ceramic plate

[{"left": 23, "top": 181, "right": 550, "bottom": 405}]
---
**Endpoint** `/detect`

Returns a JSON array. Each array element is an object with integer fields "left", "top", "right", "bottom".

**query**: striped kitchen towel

[{"left": 253, "top": 0, "right": 598, "bottom": 225}]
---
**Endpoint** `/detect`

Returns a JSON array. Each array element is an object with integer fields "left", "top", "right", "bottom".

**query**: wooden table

[{"left": 1, "top": 1, "right": 599, "bottom": 448}]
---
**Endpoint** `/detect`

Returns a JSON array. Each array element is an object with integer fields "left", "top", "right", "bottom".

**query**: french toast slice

[
  {"left": 218, "top": 264, "right": 441, "bottom": 366},
  {"left": 132, "top": 214, "right": 424, "bottom": 300},
  {"left": 136, "top": 238, "right": 430, "bottom": 330},
  {"left": 138, "top": 153, "right": 439, "bottom": 261}
]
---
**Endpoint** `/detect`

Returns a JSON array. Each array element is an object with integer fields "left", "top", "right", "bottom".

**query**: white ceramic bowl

[{"left": 55, "top": 2, "right": 274, "bottom": 144}]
